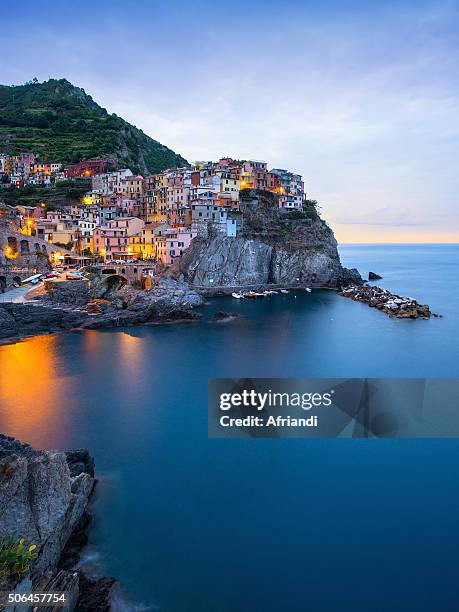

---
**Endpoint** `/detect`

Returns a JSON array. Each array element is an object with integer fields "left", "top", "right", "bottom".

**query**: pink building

[
  {"left": 243, "top": 160, "right": 267, "bottom": 174},
  {"left": 162, "top": 228, "right": 195, "bottom": 265},
  {"left": 93, "top": 217, "right": 144, "bottom": 259}
]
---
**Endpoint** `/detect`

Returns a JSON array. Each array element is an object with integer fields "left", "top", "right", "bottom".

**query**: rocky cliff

[
  {"left": 178, "top": 191, "right": 362, "bottom": 289},
  {"left": 0, "top": 435, "right": 112, "bottom": 611}
]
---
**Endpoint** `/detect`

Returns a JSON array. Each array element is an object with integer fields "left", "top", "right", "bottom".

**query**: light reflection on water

[
  {"left": 0, "top": 245, "right": 458, "bottom": 611},
  {"left": 0, "top": 335, "right": 74, "bottom": 449}
]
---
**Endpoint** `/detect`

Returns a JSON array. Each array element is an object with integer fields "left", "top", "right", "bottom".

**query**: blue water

[{"left": 0, "top": 244, "right": 458, "bottom": 611}]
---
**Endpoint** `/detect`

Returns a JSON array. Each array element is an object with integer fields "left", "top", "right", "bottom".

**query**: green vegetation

[
  {"left": 0, "top": 536, "right": 37, "bottom": 586},
  {"left": 240, "top": 189, "right": 319, "bottom": 220},
  {"left": 0, "top": 179, "right": 91, "bottom": 208},
  {"left": 303, "top": 198, "right": 319, "bottom": 220},
  {"left": 0, "top": 78, "right": 188, "bottom": 174}
]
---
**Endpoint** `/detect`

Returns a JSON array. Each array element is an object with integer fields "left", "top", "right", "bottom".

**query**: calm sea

[{"left": 0, "top": 244, "right": 458, "bottom": 611}]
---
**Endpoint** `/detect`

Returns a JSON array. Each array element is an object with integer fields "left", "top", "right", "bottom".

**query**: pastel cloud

[{"left": 2, "top": 0, "right": 459, "bottom": 242}]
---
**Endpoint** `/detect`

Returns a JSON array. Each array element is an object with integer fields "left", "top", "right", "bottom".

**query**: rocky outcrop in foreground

[
  {"left": 0, "top": 277, "right": 203, "bottom": 341},
  {"left": 0, "top": 435, "right": 113, "bottom": 611},
  {"left": 339, "top": 285, "right": 435, "bottom": 318},
  {"left": 177, "top": 191, "right": 363, "bottom": 290}
]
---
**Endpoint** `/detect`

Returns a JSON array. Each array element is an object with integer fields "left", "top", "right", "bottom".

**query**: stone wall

[{"left": 0, "top": 224, "right": 72, "bottom": 291}]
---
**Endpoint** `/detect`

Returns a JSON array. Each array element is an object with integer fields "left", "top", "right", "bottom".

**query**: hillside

[{"left": 0, "top": 78, "right": 187, "bottom": 174}]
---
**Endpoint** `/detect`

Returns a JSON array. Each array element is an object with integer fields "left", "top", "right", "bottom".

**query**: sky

[{"left": 2, "top": 0, "right": 459, "bottom": 242}]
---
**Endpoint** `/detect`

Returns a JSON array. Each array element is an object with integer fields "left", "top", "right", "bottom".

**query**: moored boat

[
  {"left": 231, "top": 292, "right": 244, "bottom": 299},
  {"left": 280, "top": 289, "right": 289, "bottom": 294}
]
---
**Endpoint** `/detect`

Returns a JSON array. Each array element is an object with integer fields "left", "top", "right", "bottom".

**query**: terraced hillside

[{"left": 0, "top": 78, "right": 187, "bottom": 174}]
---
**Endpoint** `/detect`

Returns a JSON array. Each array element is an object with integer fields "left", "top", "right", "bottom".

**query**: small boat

[
  {"left": 21, "top": 273, "right": 43, "bottom": 286},
  {"left": 270, "top": 290, "right": 279, "bottom": 294},
  {"left": 244, "top": 292, "right": 256, "bottom": 299},
  {"left": 232, "top": 292, "right": 244, "bottom": 299},
  {"left": 280, "top": 289, "right": 289, "bottom": 294},
  {"left": 306, "top": 287, "right": 312, "bottom": 293}
]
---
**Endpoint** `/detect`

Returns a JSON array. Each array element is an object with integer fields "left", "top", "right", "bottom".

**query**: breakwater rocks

[
  {"left": 339, "top": 285, "right": 435, "bottom": 318},
  {"left": 0, "top": 434, "right": 115, "bottom": 611}
]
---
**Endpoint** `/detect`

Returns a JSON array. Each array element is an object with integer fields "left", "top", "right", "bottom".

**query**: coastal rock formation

[
  {"left": 339, "top": 285, "right": 433, "bottom": 318},
  {"left": 0, "top": 435, "right": 93, "bottom": 576},
  {"left": 43, "top": 280, "right": 91, "bottom": 306},
  {"left": 80, "top": 276, "right": 203, "bottom": 328},
  {"left": 177, "top": 191, "right": 363, "bottom": 290},
  {"left": 0, "top": 435, "right": 111, "bottom": 611},
  {"left": 181, "top": 235, "right": 273, "bottom": 287},
  {"left": 0, "top": 302, "right": 84, "bottom": 339},
  {"left": 212, "top": 311, "right": 242, "bottom": 322},
  {"left": 0, "top": 277, "right": 203, "bottom": 341},
  {"left": 75, "top": 572, "right": 116, "bottom": 612},
  {"left": 368, "top": 271, "right": 383, "bottom": 280}
]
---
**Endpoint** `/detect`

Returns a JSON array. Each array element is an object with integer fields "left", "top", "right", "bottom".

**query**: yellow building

[
  {"left": 128, "top": 224, "right": 158, "bottom": 259},
  {"left": 239, "top": 171, "right": 255, "bottom": 190},
  {"left": 219, "top": 173, "right": 240, "bottom": 201},
  {"left": 145, "top": 172, "right": 168, "bottom": 223}
]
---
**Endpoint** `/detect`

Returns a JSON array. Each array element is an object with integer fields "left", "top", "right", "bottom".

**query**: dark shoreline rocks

[
  {"left": 368, "top": 271, "right": 383, "bottom": 280},
  {"left": 0, "top": 276, "right": 204, "bottom": 342},
  {"left": 0, "top": 434, "right": 116, "bottom": 611},
  {"left": 212, "top": 311, "right": 242, "bottom": 322},
  {"left": 75, "top": 572, "right": 116, "bottom": 612},
  {"left": 339, "top": 284, "right": 435, "bottom": 318}
]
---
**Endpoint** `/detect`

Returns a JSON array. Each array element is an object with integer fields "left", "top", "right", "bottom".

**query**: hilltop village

[
  {"left": 0, "top": 153, "right": 305, "bottom": 266},
  {"left": 0, "top": 152, "right": 433, "bottom": 340}
]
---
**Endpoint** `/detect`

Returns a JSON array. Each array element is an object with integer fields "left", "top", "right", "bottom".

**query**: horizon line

[{"left": 338, "top": 241, "right": 459, "bottom": 245}]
